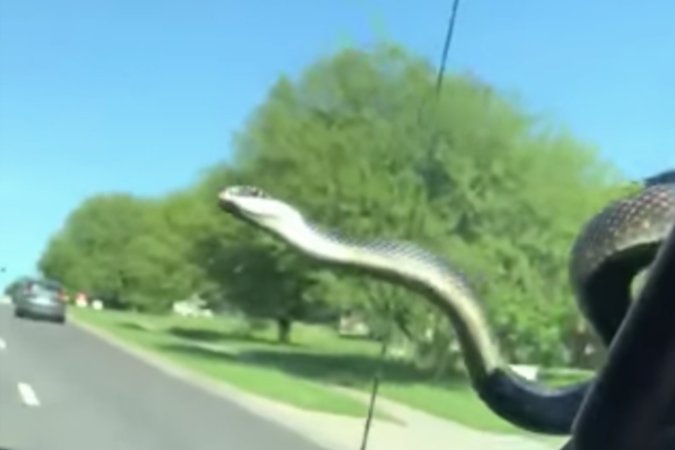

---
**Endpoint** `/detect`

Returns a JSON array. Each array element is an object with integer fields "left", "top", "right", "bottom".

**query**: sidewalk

[
  {"left": 73, "top": 316, "right": 567, "bottom": 450},
  {"left": 327, "top": 386, "right": 567, "bottom": 450}
]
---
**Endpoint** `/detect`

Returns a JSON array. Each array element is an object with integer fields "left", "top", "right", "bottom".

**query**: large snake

[{"left": 217, "top": 180, "right": 675, "bottom": 435}]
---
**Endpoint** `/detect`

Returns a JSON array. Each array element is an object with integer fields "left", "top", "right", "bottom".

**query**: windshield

[{"left": 0, "top": 2, "right": 672, "bottom": 450}]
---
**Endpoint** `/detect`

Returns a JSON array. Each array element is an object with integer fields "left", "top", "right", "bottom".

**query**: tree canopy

[{"left": 38, "top": 43, "right": 629, "bottom": 367}]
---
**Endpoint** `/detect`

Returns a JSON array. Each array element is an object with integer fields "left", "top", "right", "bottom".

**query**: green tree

[
  {"left": 219, "top": 43, "right": 626, "bottom": 367},
  {"left": 182, "top": 164, "right": 335, "bottom": 342},
  {"left": 39, "top": 192, "right": 204, "bottom": 312},
  {"left": 39, "top": 41, "right": 631, "bottom": 369},
  {"left": 40, "top": 193, "right": 150, "bottom": 304}
]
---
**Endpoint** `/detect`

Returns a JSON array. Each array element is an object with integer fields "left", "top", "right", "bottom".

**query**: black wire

[
  {"left": 418, "top": 0, "right": 463, "bottom": 135},
  {"left": 359, "top": 336, "right": 389, "bottom": 450},
  {"left": 419, "top": 0, "right": 463, "bottom": 200},
  {"left": 435, "top": 0, "right": 463, "bottom": 96},
  {"left": 358, "top": 3, "right": 464, "bottom": 449}
]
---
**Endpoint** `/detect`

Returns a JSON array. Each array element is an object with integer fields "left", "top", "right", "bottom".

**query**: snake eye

[{"left": 234, "top": 186, "right": 268, "bottom": 198}]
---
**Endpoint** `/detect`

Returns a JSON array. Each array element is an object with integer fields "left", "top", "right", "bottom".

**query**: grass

[
  {"left": 72, "top": 308, "right": 586, "bottom": 436},
  {"left": 381, "top": 383, "right": 520, "bottom": 433},
  {"left": 74, "top": 309, "right": 382, "bottom": 420}
]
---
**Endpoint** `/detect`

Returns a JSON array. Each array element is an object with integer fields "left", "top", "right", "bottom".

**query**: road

[{"left": 0, "top": 305, "right": 327, "bottom": 450}]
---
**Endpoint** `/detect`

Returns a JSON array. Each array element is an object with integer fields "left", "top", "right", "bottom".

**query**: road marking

[
  {"left": 17, "top": 383, "right": 40, "bottom": 407},
  {"left": 0, "top": 337, "right": 6, "bottom": 350}
]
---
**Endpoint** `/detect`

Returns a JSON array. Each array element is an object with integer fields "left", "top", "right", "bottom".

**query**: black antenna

[
  {"left": 419, "top": 0, "right": 464, "bottom": 200},
  {"left": 435, "top": 0, "right": 463, "bottom": 96},
  {"left": 359, "top": 331, "right": 390, "bottom": 450},
  {"left": 358, "top": 2, "right": 464, "bottom": 449}
]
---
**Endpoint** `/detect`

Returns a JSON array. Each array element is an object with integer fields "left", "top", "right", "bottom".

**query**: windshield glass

[{"left": 0, "top": 2, "right": 672, "bottom": 450}]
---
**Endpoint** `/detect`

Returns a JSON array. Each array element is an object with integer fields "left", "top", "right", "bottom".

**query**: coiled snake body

[{"left": 218, "top": 180, "right": 675, "bottom": 435}]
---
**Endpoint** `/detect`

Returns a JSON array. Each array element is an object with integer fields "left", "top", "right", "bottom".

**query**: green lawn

[{"left": 72, "top": 308, "right": 584, "bottom": 436}]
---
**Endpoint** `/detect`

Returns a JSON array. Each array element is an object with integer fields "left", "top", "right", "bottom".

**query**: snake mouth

[
  {"left": 220, "top": 185, "right": 268, "bottom": 201},
  {"left": 218, "top": 197, "right": 241, "bottom": 216}
]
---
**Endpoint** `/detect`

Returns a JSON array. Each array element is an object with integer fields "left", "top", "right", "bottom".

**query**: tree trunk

[{"left": 277, "top": 317, "right": 292, "bottom": 343}]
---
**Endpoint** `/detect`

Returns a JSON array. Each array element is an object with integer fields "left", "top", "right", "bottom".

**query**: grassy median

[{"left": 72, "top": 308, "right": 581, "bottom": 435}]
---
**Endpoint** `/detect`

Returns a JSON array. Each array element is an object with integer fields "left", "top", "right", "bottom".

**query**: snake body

[{"left": 218, "top": 180, "right": 675, "bottom": 435}]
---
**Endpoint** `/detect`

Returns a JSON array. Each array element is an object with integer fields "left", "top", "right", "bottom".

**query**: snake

[{"left": 217, "top": 180, "right": 675, "bottom": 435}]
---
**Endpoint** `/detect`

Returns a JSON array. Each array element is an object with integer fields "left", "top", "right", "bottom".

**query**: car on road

[{"left": 13, "top": 278, "right": 67, "bottom": 323}]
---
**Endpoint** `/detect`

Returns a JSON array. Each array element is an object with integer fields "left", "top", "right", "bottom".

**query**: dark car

[{"left": 13, "top": 278, "right": 67, "bottom": 323}]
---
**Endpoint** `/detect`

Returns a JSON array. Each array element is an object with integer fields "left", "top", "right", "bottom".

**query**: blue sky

[{"left": 1, "top": 0, "right": 674, "bottom": 286}]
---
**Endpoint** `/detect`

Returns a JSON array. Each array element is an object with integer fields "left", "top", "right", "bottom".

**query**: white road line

[
  {"left": 0, "top": 337, "right": 6, "bottom": 350},
  {"left": 17, "top": 382, "right": 40, "bottom": 407}
]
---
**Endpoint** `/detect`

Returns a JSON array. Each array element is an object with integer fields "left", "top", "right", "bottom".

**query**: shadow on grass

[
  {"left": 119, "top": 321, "right": 152, "bottom": 332},
  {"left": 157, "top": 341, "right": 445, "bottom": 388},
  {"left": 168, "top": 326, "right": 231, "bottom": 342},
  {"left": 166, "top": 325, "right": 299, "bottom": 347}
]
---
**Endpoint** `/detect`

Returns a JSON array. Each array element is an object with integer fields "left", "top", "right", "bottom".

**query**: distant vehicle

[
  {"left": 13, "top": 278, "right": 67, "bottom": 324},
  {"left": 172, "top": 298, "right": 213, "bottom": 318}
]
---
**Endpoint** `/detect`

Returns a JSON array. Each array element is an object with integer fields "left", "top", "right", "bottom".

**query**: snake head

[{"left": 218, "top": 185, "right": 304, "bottom": 235}]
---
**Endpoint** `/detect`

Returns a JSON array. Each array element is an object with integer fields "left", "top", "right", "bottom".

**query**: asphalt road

[{"left": 0, "top": 305, "right": 328, "bottom": 450}]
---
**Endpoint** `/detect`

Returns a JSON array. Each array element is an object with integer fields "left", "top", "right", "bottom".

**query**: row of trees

[{"left": 38, "top": 43, "right": 631, "bottom": 370}]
